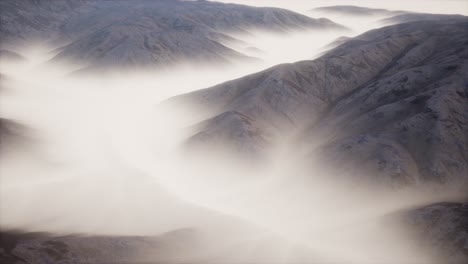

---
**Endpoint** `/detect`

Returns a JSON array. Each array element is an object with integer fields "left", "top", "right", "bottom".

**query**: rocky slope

[
  {"left": 171, "top": 18, "right": 468, "bottom": 186},
  {"left": 0, "top": 118, "right": 29, "bottom": 153},
  {"left": 406, "top": 202, "right": 468, "bottom": 262},
  {"left": 165, "top": 18, "right": 468, "bottom": 262},
  {"left": 0, "top": 0, "right": 89, "bottom": 44},
  {"left": 307, "top": 20, "right": 468, "bottom": 186},
  {"left": 323, "top": 36, "right": 351, "bottom": 49},
  {"left": 0, "top": 229, "right": 201, "bottom": 264},
  {"left": 0, "top": 0, "right": 347, "bottom": 70},
  {"left": 2, "top": 203, "right": 465, "bottom": 264},
  {"left": 0, "top": 228, "right": 318, "bottom": 264}
]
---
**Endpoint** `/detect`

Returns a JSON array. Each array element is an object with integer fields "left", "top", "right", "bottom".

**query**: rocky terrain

[
  {"left": 1, "top": 203, "right": 466, "bottom": 263},
  {"left": 323, "top": 36, "right": 351, "bottom": 49},
  {"left": 0, "top": 228, "right": 201, "bottom": 264},
  {"left": 311, "top": 5, "right": 409, "bottom": 17},
  {"left": 0, "top": 0, "right": 88, "bottom": 43},
  {"left": 0, "top": 0, "right": 347, "bottom": 70},
  {"left": 172, "top": 18, "right": 468, "bottom": 186},
  {"left": 0, "top": 118, "right": 29, "bottom": 153}
]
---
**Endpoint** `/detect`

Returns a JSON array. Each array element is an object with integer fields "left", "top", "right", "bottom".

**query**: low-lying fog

[{"left": 0, "top": 1, "right": 466, "bottom": 263}]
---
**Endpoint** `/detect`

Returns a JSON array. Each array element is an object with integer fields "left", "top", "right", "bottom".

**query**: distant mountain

[
  {"left": 380, "top": 13, "right": 467, "bottom": 25},
  {"left": 170, "top": 18, "right": 468, "bottom": 186},
  {"left": 311, "top": 5, "right": 409, "bottom": 17},
  {"left": 0, "top": 0, "right": 347, "bottom": 70}
]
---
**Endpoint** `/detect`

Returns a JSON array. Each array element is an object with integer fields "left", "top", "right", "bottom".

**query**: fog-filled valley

[{"left": 1, "top": 1, "right": 467, "bottom": 263}]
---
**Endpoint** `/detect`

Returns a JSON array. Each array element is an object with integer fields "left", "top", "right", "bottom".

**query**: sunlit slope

[{"left": 170, "top": 18, "right": 468, "bottom": 186}]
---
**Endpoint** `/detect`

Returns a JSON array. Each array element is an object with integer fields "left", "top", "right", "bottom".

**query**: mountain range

[
  {"left": 1, "top": 1, "right": 467, "bottom": 263},
  {"left": 0, "top": 0, "right": 347, "bottom": 70},
  {"left": 171, "top": 18, "right": 468, "bottom": 187}
]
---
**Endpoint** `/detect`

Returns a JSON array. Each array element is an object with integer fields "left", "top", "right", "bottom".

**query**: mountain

[
  {"left": 169, "top": 18, "right": 468, "bottom": 186},
  {"left": 0, "top": 0, "right": 347, "bottom": 70},
  {"left": 311, "top": 5, "right": 409, "bottom": 17},
  {"left": 380, "top": 13, "right": 467, "bottom": 25}
]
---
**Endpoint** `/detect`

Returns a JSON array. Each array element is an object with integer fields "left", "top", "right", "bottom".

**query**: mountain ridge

[
  {"left": 0, "top": 0, "right": 348, "bottom": 70},
  {"left": 168, "top": 18, "right": 468, "bottom": 186}
]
